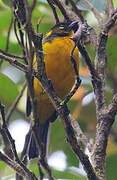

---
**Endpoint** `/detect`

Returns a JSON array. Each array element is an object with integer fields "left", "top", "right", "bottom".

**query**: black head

[
  {"left": 43, "top": 21, "right": 79, "bottom": 43},
  {"left": 51, "top": 21, "right": 79, "bottom": 36}
]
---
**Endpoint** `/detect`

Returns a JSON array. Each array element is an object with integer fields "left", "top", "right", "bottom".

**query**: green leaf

[
  {"left": 0, "top": 9, "right": 12, "bottom": 31},
  {"left": 0, "top": 161, "right": 6, "bottom": 170},
  {"left": 29, "top": 160, "right": 86, "bottom": 179},
  {"left": 52, "top": 169, "right": 87, "bottom": 179},
  {"left": 0, "top": 9, "right": 12, "bottom": 50},
  {"left": 0, "top": 73, "right": 18, "bottom": 106},
  {"left": 29, "top": 160, "right": 39, "bottom": 176},
  {"left": 106, "top": 153, "right": 117, "bottom": 180}
]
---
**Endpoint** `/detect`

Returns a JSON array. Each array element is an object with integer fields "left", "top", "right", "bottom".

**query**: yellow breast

[{"left": 33, "top": 35, "right": 79, "bottom": 123}]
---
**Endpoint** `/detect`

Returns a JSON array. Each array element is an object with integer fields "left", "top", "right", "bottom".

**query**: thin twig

[
  {"left": 5, "top": 17, "right": 13, "bottom": 52},
  {"left": 107, "top": 93, "right": 117, "bottom": 115},
  {"left": 14, "top": 20, "right": 28, "bottom": 65},
  {"left": 0, "top": 49, "right": 27, "bottom": 72},
  {"left": 107, "top": 0, "right": 114, "bottom": 17},
  {"left": 0, "top": 103, "right": 38, "bottom": 180},
  {"left": 68, "top": 0, "right": 84, "bottom": 22},
  {"left": 82, "top": 0, "right": 103, "bottom": 25},
  {"left": 47, "top": 0, "right": 60, "bottom": 23},
  {"left": 52, "top": 0, "right": 70, "bottom": 20},
  {"left": 30, "top": 0, "right": 37, "bottom": 12},
  {"left": 6, "top": 82, "right": 27, "bottom": 123},
  {"left": 0, "top": 17, "right": 13, "bottom": 68},
  {"left": 61, "top": 42, "right": 81, "bottom": 104},
  {"left": 0, "top": 151, "right": 28, "bottom": 178}
]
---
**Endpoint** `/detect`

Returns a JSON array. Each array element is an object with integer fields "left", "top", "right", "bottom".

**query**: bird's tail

[{"left": 22, "top": 121, "right": 49, "bottom": 159}]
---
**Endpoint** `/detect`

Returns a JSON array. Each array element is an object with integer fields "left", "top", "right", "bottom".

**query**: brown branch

[
  {"left": 5, "top": 17, "right": 13, "bottom": 53},
  {"left": 61, "top": 41, "right": 81, "bottom": 105},
  {"left": 30, "top": 0, "right": 37, "bottom": 12},
  {"left": 52, "top": 0, "right": 70, "bottom": 20},
  {"left": 107, "top": 0, "right": 114, "bottom": 17},
  {"left": 0, "top": 103, "right": 38, "bottom": 180},
  {"left": 47, "top": 0, "right": 60, "bottom": 23},
  {"left": 91, "top": 11, "right": 117, "bottom": 180},
  {"left": 53, "top": 0, "right": 81, "bottom": 22},
  {"left": 103, "top": 11, "right": 117, "bottom": 33},
  {"left": 0, "top": 49, "right": 27, "bottom": 72},
  {"left": 73, "top": 9, "right": 117, "bottom": 180},
  {"left": 14, "top": 19, "right": 28, "bottom": 65},
  {"left": 95, "top": 11, "right": 117, "bottom": 111},
  {"left": 94, "top": 12, "right": 117, "bottom": 112},
  {"left": 76, "top": 39, "right": 104, "bottom": 114},
  {"left": 0, "top": 152, "right": 28, "bottom": 178},
  {"left": 82, "top": 0, "right": 103, "bottom": 25},
  {"left": 95, "top": 35, "right": 107, "bottom": 111},
  {"left": 67, "top": 0, "right": 84, "bottom": 22},
  {"left": 107, "top": 93, "right": 117, "bottom": 115}
]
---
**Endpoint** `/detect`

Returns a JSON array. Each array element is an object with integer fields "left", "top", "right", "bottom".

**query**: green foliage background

[{"left": 0, "top": 0, "right": 117, "bottom": 179}]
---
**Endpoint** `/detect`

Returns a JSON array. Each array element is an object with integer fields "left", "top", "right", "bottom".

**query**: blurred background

[{"left": 0, "top": 0, "right": 117, "bottom": 179}]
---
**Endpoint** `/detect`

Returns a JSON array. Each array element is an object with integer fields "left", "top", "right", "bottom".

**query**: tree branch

[
  {"left": 47, "top": 0, "right": 60, "bottom": 23},
  {"left": 107, "top": 93, "right": 117, "bottom": 116},
  {"left": 0, "top": 49, "right": 27, "bottom": 72},
  {"left": 91, "top": 11, "right": 117, "bottom": 180},
  {"left": 0, "top": 151, "right": 31, "bottom": 178},
  {"left": 67, "top": 0, "right": 84, "bottom": 22},
  {"left": 0, "top": 103, "right": 38, "bottom": 180},
  {"left": 107, "top": 0, "right": 114, "bottom": 17},
  {"left": 52, "top": 0, "right": 70, "bottom": 20},
  {"left": 82, "top": 0, "right": 103, "bottom": 25}
]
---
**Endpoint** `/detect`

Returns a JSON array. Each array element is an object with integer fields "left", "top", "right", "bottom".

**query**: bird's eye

[{"left": 59, "top": 26, "right": 64, "bottom": 30}]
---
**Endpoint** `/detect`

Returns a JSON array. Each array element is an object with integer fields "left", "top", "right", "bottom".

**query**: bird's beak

[{"left": 68, "top": 21, "right": 79, "bottom": 31}]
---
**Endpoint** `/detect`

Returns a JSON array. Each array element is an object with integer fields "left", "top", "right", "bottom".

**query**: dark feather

[
  {"left": 26, "top": 95, "right": 32, "bottom": 116},
  {"left": 49, "top": 111, "right": 58, "bottom": 122},
  {"left": 28, "top": 121, "right": 50, "bottom": 159},
  {"left": 23, "top": 111, "right": 57, "bottom": 159}
]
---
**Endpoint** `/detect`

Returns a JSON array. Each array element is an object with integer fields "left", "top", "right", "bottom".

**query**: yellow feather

[{"left": 33, "top": 33, "right": 79, "bottom": 123}]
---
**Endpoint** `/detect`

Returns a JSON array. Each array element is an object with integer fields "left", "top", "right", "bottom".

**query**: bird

[{"left": 25, "top": 21, "right": 79, "bottom": 159}]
